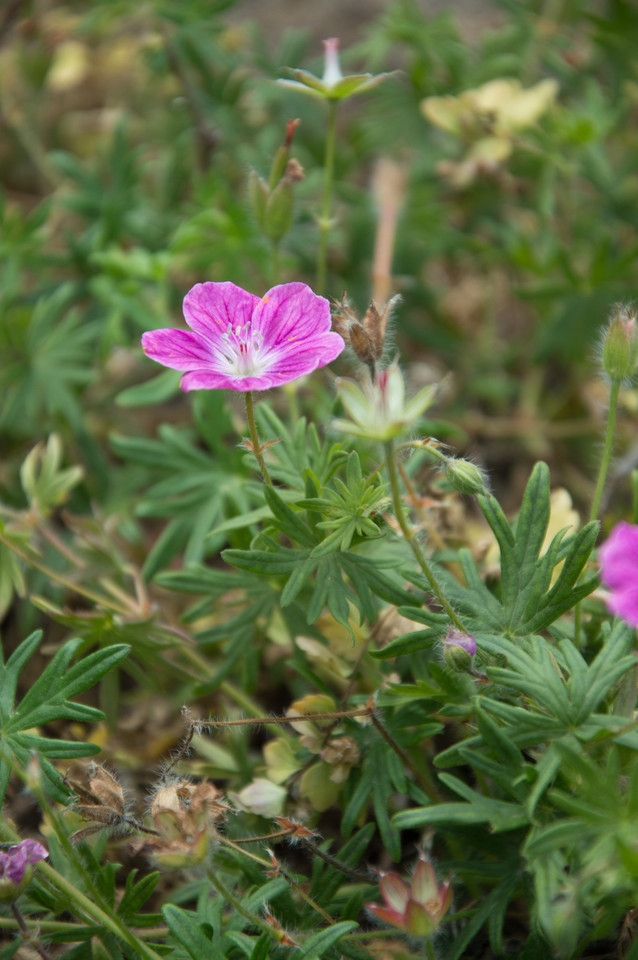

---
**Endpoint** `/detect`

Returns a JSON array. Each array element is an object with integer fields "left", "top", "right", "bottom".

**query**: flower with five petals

[{"left": 141, "top": 281, "right": 344, "bottom": 392}]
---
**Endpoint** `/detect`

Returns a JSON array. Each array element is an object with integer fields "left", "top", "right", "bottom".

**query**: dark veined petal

[
  {"left": 141, "top": 328, "right": 215, "bottom": 371},
  {"left": 251, "top": 283, "right": 333, "bottom": 345},
  {"left": 142, "top": 281, "right": 345, "bottom": 393},
  {"left": 183, "top": 281, "right": 260, "bottom": 339}
]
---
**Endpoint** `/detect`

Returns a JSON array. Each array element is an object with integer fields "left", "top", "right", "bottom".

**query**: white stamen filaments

[{"left": 220, "top": 321, "right": 269, "bottom": 377}]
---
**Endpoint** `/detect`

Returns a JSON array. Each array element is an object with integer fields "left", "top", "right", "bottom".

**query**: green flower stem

[
  {"left": 384, "top": 440, "right": 466, "bottom": 631},
  {"left": 317, "top": 100, "right": 338, "bottom": 296},
  {"left": 0, "top": 820, "right": 159, "bottom": 960},
  {"left": 11, "top": 904, "right": 53, "bottom": 960},
  {"left": 206, "top": 870, "right": 279, "bottom": 941},
  {"left": 0, "top": 780, "right": 163, "bottom": 960},
  {"left": 37, "top": 862, "right": 163, "bottom": 960},
  {"left": 244, "top": 391, "right": 272, "bottom": 485},
  {"left": 574, "top": 377, "right": 621, "bottom": 645},
  {"left": 0, "top": 918, "right": 168, "bottom": 939},
  {"left": 218, "top": 838, "right": 335, "bottom": 924},
  {"left": 371, "top": 711, "right": 444, "bottom": 802},
  {"left": 589, "top": 378, "right": 621, "bottom": 523},
  {"left": 272, "top": 241, "right": 281, "bottom": 286}
]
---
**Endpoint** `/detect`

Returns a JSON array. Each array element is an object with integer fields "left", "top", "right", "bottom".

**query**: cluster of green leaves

[
  {"left": 155, "top": 408, "right": 413, "bottom": 689},
  {"left": 368, "top": 460, "right": 638, "bottom": 958},
  {"left": 0, "top": 631, "right": 129, "bottom": 803},
  {"left": 3, "top": 1, "right": 638, "bottom": 959}
]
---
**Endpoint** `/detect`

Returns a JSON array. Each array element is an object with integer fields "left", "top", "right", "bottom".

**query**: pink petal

[
  {"left": 437, "top": 879, "right": 453, "bottom": 918},
  {"left": 1, "top": 840, "right": 48, "bottom": 883},
  {"left": 599, "top": 522, "right": 638, "bottom": 625},
  {"left": 606, "top": 584, "right": 638, "bottom": 627},
  {"left": 411, "top": 857, "right": 438, "bottom": 904},
  {"left": 251, "top": 283, "right": 332, "bottom": 346},
  {"left": 257, "top": 339, "right": 345, "bottom": 385},
  {"left": 141, "top": 329, "right": 215, "bottom": 371},
  {"left": 180, "top": 370, "right": 279, "bottom": 392},
  {"left": 378, "top": 871, "right": 410, "bottom": 912},
  {"left": 600, "top": 522, "right": 638, "bottom": 590},
  {"left": 19, "top": 840, "right": 48, "bottom": 865},
  {"left": 365, "top": 903, "right": 406, "bottom": 929},
  {"left": 183, "top": 282, "right": 260, "bottom": 339}
]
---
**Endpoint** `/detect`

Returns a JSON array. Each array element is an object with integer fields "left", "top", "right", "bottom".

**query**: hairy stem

[
  {"left": 371, "top": 711, "right": 443, "bottom": 802},
  {"left": 589, "top": 378, "right": 620, "bottom": 522},
  {"left": 244, "top": 391, "right": 272, "bottom": 485},
  {"left": 384, "top": 440, "right": 466, "bottom": 630},
  {"left": 206, "top": 870, "right": 277, "bottom": 940},
  {"left": 11, "top": 904, "right": 53, "bottom": 960},
  {"left": 38, "top": 863, "right": 163, "bottom": 960},
  {"left": 317, "top": 100, "right": 338, "bottom": 295}
]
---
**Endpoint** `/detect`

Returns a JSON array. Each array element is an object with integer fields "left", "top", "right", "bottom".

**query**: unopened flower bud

[
  {"left": 0, "top": 840, "right": 48, "bottom": 903},
  {"left": 249, "top": 122, "right": 303, "bottom": 243},
  {"left": 268, "top": 118, "right": 300, "bottom": 188},
  {"left": 442, "top": 629, "right": 477, "bottom": 672},
  {"left": 264, "top": 178, "right": 295, "bottom": 241},
  {"left": 601, "top": 304, "right": 638, "bottom": 382},
  {"left": 248, "top": 170, "right": 268, "bottom": 228},
  {"left": 444, "top": 458, "right": 488, "bottom": 495}
]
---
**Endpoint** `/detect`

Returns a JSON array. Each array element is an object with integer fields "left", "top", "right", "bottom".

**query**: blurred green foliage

[{"left": 3, "top": 2, "right": 638, "bottom": 958}]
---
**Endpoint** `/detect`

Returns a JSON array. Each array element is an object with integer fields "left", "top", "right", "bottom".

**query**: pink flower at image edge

[
  {"left": 141, "top": 281, "right": 345, "bottom": 392},
  {"left": 0, "top": 839, "right": 48, "bottom": 884},
  {"left": 599, "top": 521, "right": 638, "bottom": 627}
]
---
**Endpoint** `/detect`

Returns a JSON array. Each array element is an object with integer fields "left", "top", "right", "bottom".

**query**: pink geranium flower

[
  {"left": 141, "top": 281, "right": 344, "bottom": 392},
  {"left": 599, "top": 521, "right": 638, "bottom": 627}
]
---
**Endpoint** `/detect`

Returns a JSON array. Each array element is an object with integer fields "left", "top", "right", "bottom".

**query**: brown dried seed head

[
  {"left": 88, "top": 765, "right": 125, "bottom": 815},
  {"left": 75, "top": 804, "right": 124, "bottom": 826},
  {"left": 284, "top": 158, "right": 304, "bottom": 183},
  {"left": 349, "top": 324, "right": 376, "bottom": 365},
  {"left": 151, "top": 780, "right": 188, "bottom": 816},
  {"left": 320, "top": 736, "right": 360, "bottom": 767}
]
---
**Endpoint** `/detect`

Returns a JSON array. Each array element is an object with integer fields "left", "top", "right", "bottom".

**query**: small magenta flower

[
  {"left": 366, "top": 854, "right": 452, "bottom": 937},
  {"left": 442, "top": 629, "right": 477, "bottom": 672},
  {"left": 141, "top": 282, "right": 344, "bottom": 392},
  {"left": 0, "top": 839, "right": 48, "bottom": 902},
  {"left": 599, "top": 521, "right": 638, "bottom": 627}
]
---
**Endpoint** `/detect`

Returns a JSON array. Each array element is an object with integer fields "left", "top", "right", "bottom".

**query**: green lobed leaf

[
  {"left": 0, "top": 633, "right": 129, "bottom": 803},
  {"left": 162, "top": 905, "right": 212, "bottom": 960}
]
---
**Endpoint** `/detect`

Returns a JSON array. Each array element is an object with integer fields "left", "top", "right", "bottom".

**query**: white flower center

[{"left": 220, "top": 321, "right": 269, "bottom": 377}]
